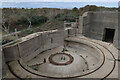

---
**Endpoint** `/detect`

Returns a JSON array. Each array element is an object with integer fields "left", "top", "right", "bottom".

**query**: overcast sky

[
  {"left": 1, "top": 0, "right": 119, "bottom": 8},
  {"left": 1, "top": 0, "right": 120, "bottom": 2}
]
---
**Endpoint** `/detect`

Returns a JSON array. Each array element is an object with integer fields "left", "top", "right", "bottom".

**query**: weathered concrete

[
  {"left": 3, "top": 28, "right": 76, "bottom": 62},
  {"left": 2, "top": 11, "right": 119, "bottom": 79},
  {"left": 7, "top": 36, "right": 118, "bottom": 79},
  {"left": 80, "top": 11, "right": 119, "bottom": 48},
  {"left": 118, "top": 12, "right": 120, "bottom": 49},
  {"left": 78, "top": 16, "right": 83, "bottom": 34}
]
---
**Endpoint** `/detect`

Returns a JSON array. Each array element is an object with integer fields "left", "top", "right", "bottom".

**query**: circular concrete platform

[
  {"left": 17, "top": 36, "right": 105, "bottom": 78},
  {"left": 8, "top": 36, "right": 118, "bottom": 79},
  {"left": 49, "top": 53, "right": 74, "bottom": 66}
]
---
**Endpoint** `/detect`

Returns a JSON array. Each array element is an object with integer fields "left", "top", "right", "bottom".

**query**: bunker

[
  {"left": 2, "top": 11, "right": 120, "bottom": 79},
  {"left": 79, "top": 11, "right": 119, "bottom": 48}
]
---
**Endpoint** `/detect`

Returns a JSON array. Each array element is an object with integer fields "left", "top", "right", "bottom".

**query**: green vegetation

[
  {"left": 2, "top": 36, "right": 16, "bottom": 45},
  {"left": 79, "top": 5, "right": 118, "bottom": 15},
  {"left": 117, "top": 59, "right": 120, "bottom": 61},
  {"left": 29, "top": 65, "right": 39, "bottom": 71},
  {"left": 2, "top": 5, "right": 118, "bottom": 45}
]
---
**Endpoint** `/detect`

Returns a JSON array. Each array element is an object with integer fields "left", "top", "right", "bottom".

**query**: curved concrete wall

[{"left": 3, "top": 28, "right": 78, "bottom": 62}]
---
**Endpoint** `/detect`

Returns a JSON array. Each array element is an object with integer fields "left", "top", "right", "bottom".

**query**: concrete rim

[
  {"left": 49, "top": 53, "right": 74, "bottom": 66},
  {"left": 18, "top": 38, "right": 105, "bottom": 78}
]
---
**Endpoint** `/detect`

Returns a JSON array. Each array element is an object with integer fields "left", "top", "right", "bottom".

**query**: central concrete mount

[{"left": 49, "top": 53, "right": 74, "bottom": 66}]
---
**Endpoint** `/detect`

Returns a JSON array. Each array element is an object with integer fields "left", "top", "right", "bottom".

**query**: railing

[
  {"left": 2, "top": 31, "right": 21, "bottom": 48},
  {"left": 2, "top": 31, "right": 21, "bottom": 38}
]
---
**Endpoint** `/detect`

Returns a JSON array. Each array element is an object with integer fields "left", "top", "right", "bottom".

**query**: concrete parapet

[{"left": 3, "top": 28, "right": 78, "bottom": 62}]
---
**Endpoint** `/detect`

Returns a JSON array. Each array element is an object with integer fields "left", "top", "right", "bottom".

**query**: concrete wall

[
  {"left": 81, "top": 11, "right": 119, "bottom": 48},
  {"left": 118, "top": 12, "right": 120, "bottom": 49},
  {"left": 3, "top": 28, "right": 78, "bottom": 62},
  {"left": 4, "top": 11, "right": 119, "bottom": 62},
  {"left": 78, "top": 16, "right": 83, "bottom": 34}
]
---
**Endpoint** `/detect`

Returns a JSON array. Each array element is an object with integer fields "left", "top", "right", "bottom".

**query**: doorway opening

[{"left": 102, "top": 28, "right": 115, "bottom": 43}]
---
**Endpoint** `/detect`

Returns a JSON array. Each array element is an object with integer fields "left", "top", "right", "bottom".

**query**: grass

[
  {"left": 2, "top": 35, "right": 17, "bottom": 45},
  {"left": 5, "top": 41, "right": 17, "bottom": 47},
  {"left": 117, "top": 59, "right": 120, "bottom": 62}
]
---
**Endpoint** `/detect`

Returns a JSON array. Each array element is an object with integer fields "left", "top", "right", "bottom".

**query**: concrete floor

[
  {"left": 24, "top": 38, "right": 103, "bottom": 78},
  {"left": 6, "top": 36, "right": 119, "bottom": 79}
]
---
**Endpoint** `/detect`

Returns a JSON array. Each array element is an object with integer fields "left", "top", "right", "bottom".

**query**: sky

[
  {"left": 1, "top": 0, "right": 120, "bottom": 2},
  {"left": 1, "top": 0, "right": 120, "bottom": 8}
]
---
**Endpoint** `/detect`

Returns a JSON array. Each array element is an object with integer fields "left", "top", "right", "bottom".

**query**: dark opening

[
  {"left": 68, "top": 29, "right": 70, "bottom": 34},
  {"left": 51, "top": 38, "right": 53, "bottom": 43},
  {"left": 103, "top": 28, "right": 115, "bottom": 43}
]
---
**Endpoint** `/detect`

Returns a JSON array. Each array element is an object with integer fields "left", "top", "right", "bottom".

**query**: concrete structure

[
  {"left": 2, "top": 11, "right": 120, "bottom": 79},
  {"left": 4, "top": 36, "right": 119, "bottom": 79},
  {"left": 3, "top": 28, "right": 78, "bottom": 62},
  {"left": 79, "top": 11, "right": 120, "bottom": 49}
]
